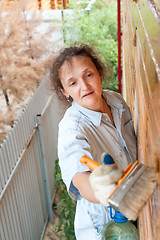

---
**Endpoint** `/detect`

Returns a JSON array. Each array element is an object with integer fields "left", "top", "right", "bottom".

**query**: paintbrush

[{"left": 80, "top": 154, "right": 158, "bottom": 221}]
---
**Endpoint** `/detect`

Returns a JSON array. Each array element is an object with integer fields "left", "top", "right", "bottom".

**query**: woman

[{"left": 50, "top": 44, "right": 137, "bottom": 239}]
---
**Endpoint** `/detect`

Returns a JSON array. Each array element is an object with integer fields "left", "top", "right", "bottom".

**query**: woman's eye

[
  {"left": 70, "top": 82, "right": 76, "bottom": 86},
  {"left": 86, "top": 73, "right": 92, "bottom": 78}
]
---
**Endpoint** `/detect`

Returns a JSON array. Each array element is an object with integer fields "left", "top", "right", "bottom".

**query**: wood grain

[{"left": 122, "top": 0, "right": 160, "bottom": 239}]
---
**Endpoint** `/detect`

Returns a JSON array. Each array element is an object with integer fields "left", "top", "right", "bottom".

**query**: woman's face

[{"left": 59, "top": 56, "right": 103, "bottom": 112}]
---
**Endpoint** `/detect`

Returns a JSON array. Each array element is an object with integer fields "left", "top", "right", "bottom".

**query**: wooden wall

[
  {"left": 39, "top": 0, "right": 69, "bottom": 9},
  {"left": 122, "top": 0, "right": 160, "bottom": 239},
  {"left": 0, "top": 0, "right": 69, "bottom": 10}
]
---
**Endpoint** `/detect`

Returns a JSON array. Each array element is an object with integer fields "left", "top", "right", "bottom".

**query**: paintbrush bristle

[{"left": 108, "top": 164, "right": 158, "bottom": 220}]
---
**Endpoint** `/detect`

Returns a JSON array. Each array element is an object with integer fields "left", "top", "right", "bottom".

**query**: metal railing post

[{"left": 35, "top": 115, "right": 54, "bottom": 224}]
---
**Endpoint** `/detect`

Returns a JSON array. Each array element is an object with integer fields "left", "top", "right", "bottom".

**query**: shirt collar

[
  {"left": 72, "top": 90, "right": 124, "bottom": 126},
  {"left": 103, "top": 90, "right": 125, "bottom": 117},
  {"left": 72, "top": 101, "right": 102, "bottom": 126},
  {"left": 102, "top": 90, "right": 122, "bottom": 109}
]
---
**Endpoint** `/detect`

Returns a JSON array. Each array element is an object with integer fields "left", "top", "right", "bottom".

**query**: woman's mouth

[{"left": 82, "top": 91, "right": 94, "bottom": 98}]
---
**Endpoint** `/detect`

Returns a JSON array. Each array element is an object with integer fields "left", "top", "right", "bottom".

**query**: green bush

[
  {"left": 54, "top": 2, "right": 118, "bottom": 238},
  {"left": 62, "top": 0, "right": 118, "bottom": 91},
  {"left": 54, "top": 160, "right": 76, "bottom": 239}
]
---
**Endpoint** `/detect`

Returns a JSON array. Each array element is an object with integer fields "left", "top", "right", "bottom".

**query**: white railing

[{"left": 0, "top": 75, "right": 60, "bottom": 240}]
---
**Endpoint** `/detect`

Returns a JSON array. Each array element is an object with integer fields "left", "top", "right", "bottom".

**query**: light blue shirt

[{"left": 58, "top": 90, "right": 137, "bottom": 240}]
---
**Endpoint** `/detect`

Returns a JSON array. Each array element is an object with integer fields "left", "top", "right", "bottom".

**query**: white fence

[{"left": 0, "top": 76, "right": 60, "bottom": 240}]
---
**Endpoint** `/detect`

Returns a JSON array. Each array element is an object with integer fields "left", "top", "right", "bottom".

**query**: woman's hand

[{"left": 89, "top": 164, "right": 123, "bottom": 206}]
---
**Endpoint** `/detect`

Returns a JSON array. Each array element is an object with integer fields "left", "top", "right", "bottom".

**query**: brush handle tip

[{"left": 103, "top": 154, "right": 114, "bottom": 165}]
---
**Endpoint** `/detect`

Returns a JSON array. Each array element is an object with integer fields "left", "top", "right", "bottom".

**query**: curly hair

[{"left": 50, "top": 43, "right": 106, "bottom": 101}]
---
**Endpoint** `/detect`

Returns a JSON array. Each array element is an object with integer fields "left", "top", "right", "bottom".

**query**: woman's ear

[{"left": 60, "top": 88, "right": 69, "bottom": 98}]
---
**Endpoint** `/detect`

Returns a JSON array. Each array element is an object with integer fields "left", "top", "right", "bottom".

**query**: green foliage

[
  {"left": 53, "top": 2, "right": 118, "bottom": 238},
  {"left": 68, "top": 0, "right": 88, "bottom": 9},
  {"left": 54, "top": 160, "right": 76, "bottom": 240},
  {"left": 62, "top": 0, "right": 118, "bottom": 91}
]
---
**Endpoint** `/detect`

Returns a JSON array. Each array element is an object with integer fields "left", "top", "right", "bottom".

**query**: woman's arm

[
  {"left": 72, "top": 171, "right": 100, "bottom": 203},
  {"left": 72, "top": 162, "right": 123, "bottom": 206}
]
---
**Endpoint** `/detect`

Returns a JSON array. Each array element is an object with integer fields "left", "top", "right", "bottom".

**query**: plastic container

[{"left": 102, "top": 207, "right": 139, "bottom": 240}]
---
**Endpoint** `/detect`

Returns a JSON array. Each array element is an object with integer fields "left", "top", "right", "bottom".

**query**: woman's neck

[{"left": 102, "top": 98, "right": 115, "bottom": 126}]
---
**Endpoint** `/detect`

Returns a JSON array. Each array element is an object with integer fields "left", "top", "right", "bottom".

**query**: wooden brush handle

[{"left": 80, "top": 155, "right": 100, "bottom": 170}]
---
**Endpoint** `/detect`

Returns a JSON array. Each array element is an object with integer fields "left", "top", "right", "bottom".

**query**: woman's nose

[{"left": 80, "top": 79, "right": 88, "bottom": 90}]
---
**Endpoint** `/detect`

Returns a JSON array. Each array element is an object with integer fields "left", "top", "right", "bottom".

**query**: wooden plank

[
  {"left": 41, "top": 0, "right": 51, "bottom": 9},
  {"left": 122, "top": 0, "right": 160, "bottom": 239}
]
